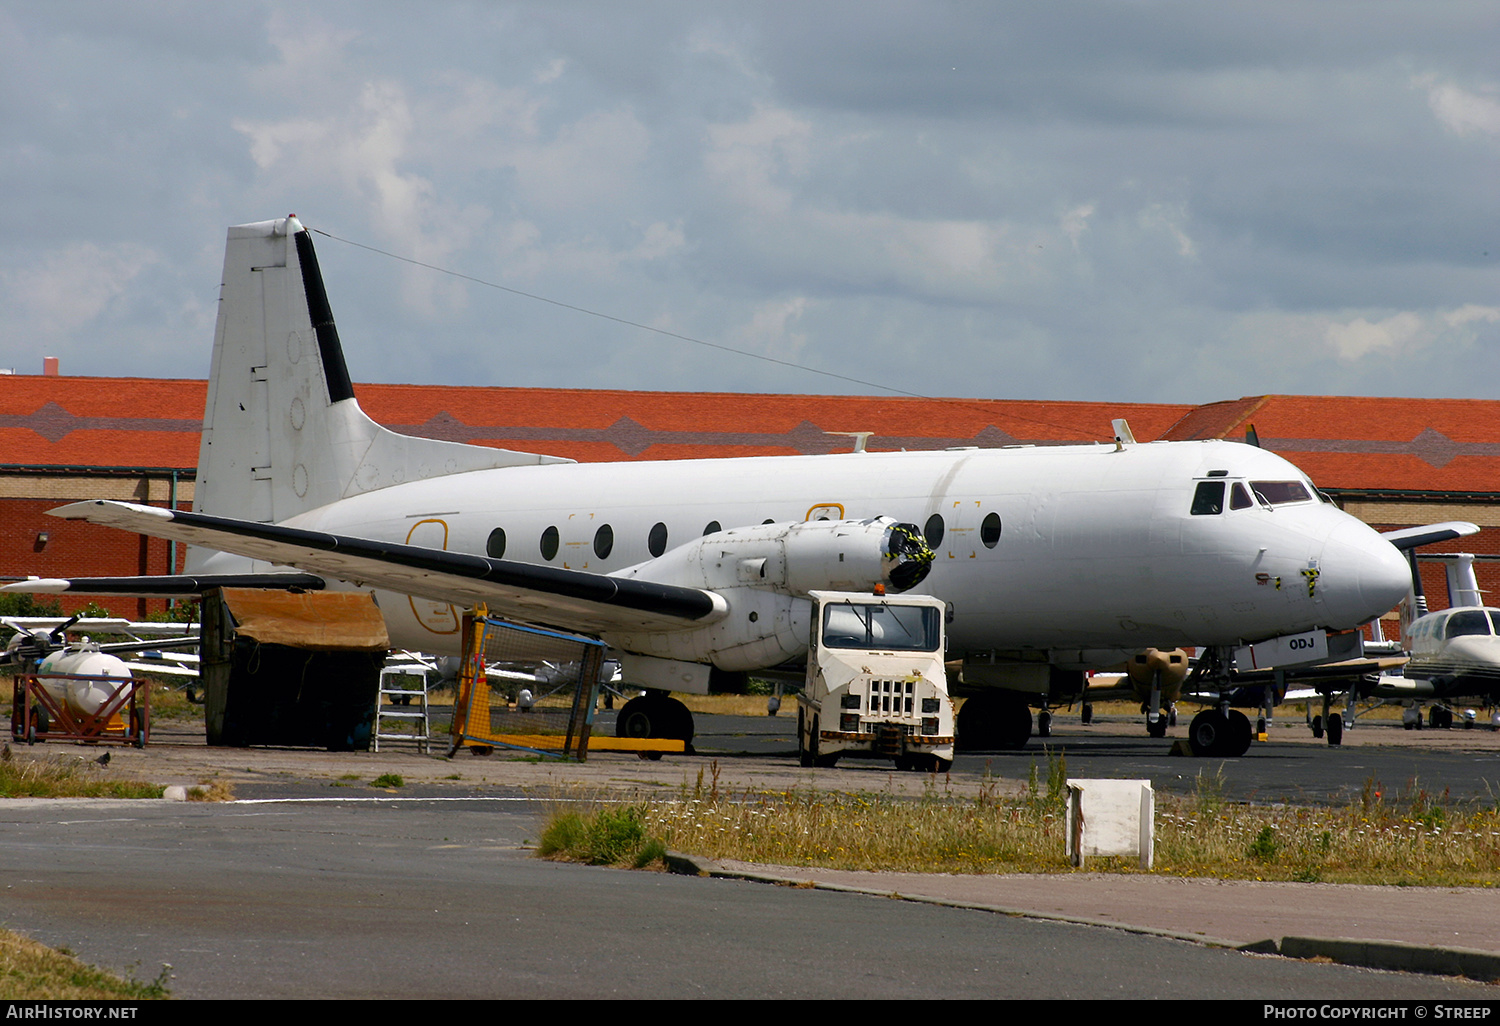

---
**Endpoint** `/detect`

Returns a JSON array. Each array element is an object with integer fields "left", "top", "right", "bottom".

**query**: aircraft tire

[
  {"left": 1311, "top": 714, "right": 1324, "bottom": 738},
  {"left": 955, "top": 694, "right": 997, "bottom": 750},
  {"left": 616, "top": 696, "right": 656, "bottom": 739},
  {"left": 1226, "top": 710, "right": 1253, "bottom": 757},
  {"left": 1327, "top": 714, "right": 1344, "bottom": 746},
  {"left": 1080, "top": 702, "right": 1093, "bottom": 725},
  {"left": 957, "top": 693, "right": 1033, "bottom": 750},
  {"left": 1146, "top": 716, "right": 1167, "bottom": 739},
  {"left": 617, "top": 695, "right": 695, "bottom": 755},
  {"left": 1188, "top": 710, "right": 1227, "bottom": 757},
  {"left": 1037, "top": 710, "right": 1052, "bottom": 738},
  {"left": 998, "top": 697, "right": 1033, "bottom": 750}
]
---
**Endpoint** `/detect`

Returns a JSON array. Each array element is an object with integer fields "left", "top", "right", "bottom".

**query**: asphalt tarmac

[{"left": 2, "top": 708, "right": 1498, "bottom": 1000}]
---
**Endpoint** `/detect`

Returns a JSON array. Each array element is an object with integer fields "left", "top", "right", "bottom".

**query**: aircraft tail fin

[{"left": 191, "top": 216, "right": 570, "bottom": 562}]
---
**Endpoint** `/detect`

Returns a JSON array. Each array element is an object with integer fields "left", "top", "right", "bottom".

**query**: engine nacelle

[
  {"left": 616, "top": 516, "right": 932, "bottom": 596},
  {"left": 606, "top": 517, "right": 933, "bottom": 672}
]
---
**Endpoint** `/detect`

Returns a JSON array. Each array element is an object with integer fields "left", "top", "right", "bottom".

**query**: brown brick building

[{"left": 3, "top": 373, "right": 1495, "bottom": 620}]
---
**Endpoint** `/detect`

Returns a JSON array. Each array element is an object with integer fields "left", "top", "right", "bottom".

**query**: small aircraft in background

[{"left": 1364, "top": 551, "right": 1500, "bottom": 728}]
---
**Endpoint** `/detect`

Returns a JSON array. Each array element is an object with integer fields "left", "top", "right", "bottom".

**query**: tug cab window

[
  {"left": 821, "top": 601, "right": 941, "bottom": 653},
  {"left": 1191, "top": 481, "right": 1225, "bottom": 515}
]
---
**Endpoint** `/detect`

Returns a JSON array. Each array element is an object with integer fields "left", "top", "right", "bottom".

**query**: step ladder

[{"left": 374, "top": 658, "right": 432, "bottom": 753}]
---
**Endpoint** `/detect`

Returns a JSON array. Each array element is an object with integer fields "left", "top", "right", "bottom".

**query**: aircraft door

[
  {"left": 560, "top": 512, "right": 601, "bottom": 570},
  {"left": 405, "top": 519, "right": 461, "bottom": 635},
  {"left": 944, "top": 499, "right": 982, "bottom": 560}
]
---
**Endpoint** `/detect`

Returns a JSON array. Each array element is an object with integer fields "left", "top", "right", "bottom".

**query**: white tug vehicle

[{"left": 797, "top": 589, "right": 955, "bottom": 772}]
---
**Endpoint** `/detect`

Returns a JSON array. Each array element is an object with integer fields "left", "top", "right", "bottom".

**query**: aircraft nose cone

[{"left": 1319, "top": 518, "right": 1412, "bottom": 629}]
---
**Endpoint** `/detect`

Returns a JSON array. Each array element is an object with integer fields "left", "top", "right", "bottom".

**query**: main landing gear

[
  {"left": 1307, "top": 691, "right": 1347, "bottom": 746},
  {"left": 955, "top": 692, "right": 1033, "bottom": 751},
  {"left": 615, "top": 689, "right": 695, "bottom": 760},
  {"left": 1187, "top": 707, "right": 1253, "bottom": 757}
]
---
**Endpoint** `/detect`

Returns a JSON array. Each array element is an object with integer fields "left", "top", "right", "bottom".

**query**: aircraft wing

[
  {"left": 1381, "top": 522, "right": 1480, "bottom": 550},
  {"left": 7, "top": 574, "right": 327, "bottom": 597},
  {"left": 1223, "top": 655, "right": 1409, "bottom": 687},
  {"left": 24, "top": 500, "right": 726, "bottom": 635}
]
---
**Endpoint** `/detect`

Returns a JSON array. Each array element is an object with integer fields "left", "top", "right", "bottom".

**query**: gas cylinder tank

[{"left": 38, "top": 646, "right": 132, "bottom": 717}]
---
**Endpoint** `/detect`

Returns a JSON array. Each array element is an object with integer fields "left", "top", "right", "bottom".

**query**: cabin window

[
  {"left": 703, "top": 520, "right": 722, "bottom": 536},
  {"left": 1230, "top": 483, "right": 1252, "bottom": 510},
  {"left": 593, "top": 524, "right": 614, "bottom": 560},
  {"left": 980, "top": 512, "right": 1002, "bottom": 548},
  {"left": 648, "top": 521, "right": 668, "bottom": 558},
  {"left": 486, "top": 528, "right": 506, "bottom": 559},
  {"left": 1445, "top": 610, "right": 1492, "bottom": 639},
  {"left": 1191, "top": 481, "right": 1225, "bottom": 515},
  {"left": 924, "top": 513, "right": 945, "bottom": 547},
  {"left": 1250, "top": 481, "right": 1312, "bottom": 506},
  {"left": 540, "top": 525, "right": 559, "bottom": 561}
]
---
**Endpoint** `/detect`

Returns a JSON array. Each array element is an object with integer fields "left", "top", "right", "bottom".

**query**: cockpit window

[
  {"left": 1446, "top": 610, "right": 1493, "bottom": 639},
  {"left": 1489, "top": 611, "right": 1500, "bottom": 635},
  {"left": 1250, "top": 481, "right": 1312, "bottom": 505},
  {"left": 1230, "top": 483, "right": 1252, "bottom": 510},
  {"left": 1191, "top": 480, "right": 1225, "bottom": 515}
]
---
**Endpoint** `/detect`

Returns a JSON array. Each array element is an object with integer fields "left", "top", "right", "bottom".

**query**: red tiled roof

[
  {"left": 3, "top": 375, "right": 1499, "bottom": 494},
  {"left": 1161, "top": 395, "right": 1500, "bottom": 492}
]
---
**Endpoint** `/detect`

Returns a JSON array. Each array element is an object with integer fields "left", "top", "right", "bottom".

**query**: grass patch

[
  {"left": 0, "top": 753, "right": 162, "bottom": 800},
  {"left": 143, "top": 678, "right": 203, "bottom": 722},
  {"left": 185, "top": 779, "right": 234, "bottom": 802},
  {"left": 0, "top": 929, "right": 170, "bottom": 999},
  {"left": 370, "top": 773, "right": 405, "bottom": 789},
  {"left": 540, "top": 757, "right": 1500, "bottom": 886},
  {"left": 538, "top": 803, "right": 667, "bottom": 868}
]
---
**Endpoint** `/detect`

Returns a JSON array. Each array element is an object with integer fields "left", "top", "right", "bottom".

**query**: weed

[
  {"left": 370, "top": 773, "right": 405, "bottom": 789},
  {"left": 1247, "top": 825, "right": 1279, "bottom": 863},
  {"left": 538, "top": 804, "right": 664, "bottom": 867}
]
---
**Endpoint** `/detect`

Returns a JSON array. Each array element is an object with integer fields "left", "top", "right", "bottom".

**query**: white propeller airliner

[{"left": 6, "top": 216, "right": 1424, "bottom": 754}]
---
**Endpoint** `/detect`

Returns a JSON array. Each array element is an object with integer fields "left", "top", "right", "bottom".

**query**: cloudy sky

[{"left": 1, "top": 2, "right": 1496, "bottom": 407}]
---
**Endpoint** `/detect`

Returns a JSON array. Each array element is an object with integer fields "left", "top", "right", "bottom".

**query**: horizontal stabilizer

[
  {"left": 1, "top": 573, "right": 326, "bottom": 597},
  {"left": 1380, "top": 521, "right": 1480, "bottom": 551},
  {"left": 47, "top": 500, "right": 726, "bottom": 635}
]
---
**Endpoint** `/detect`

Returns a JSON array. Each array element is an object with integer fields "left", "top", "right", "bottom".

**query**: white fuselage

[{"left": 195, "top": 436, "right": 1412, "bottom": 666}]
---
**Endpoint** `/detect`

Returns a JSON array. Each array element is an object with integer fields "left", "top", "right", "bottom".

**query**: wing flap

[{"left": 43, "top": 500, "right": 725, "bottom": 635}]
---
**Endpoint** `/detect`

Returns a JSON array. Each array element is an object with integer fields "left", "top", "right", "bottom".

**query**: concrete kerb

[{"left": 665, "top": 852, "right": 1500, "bottom": 983}]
